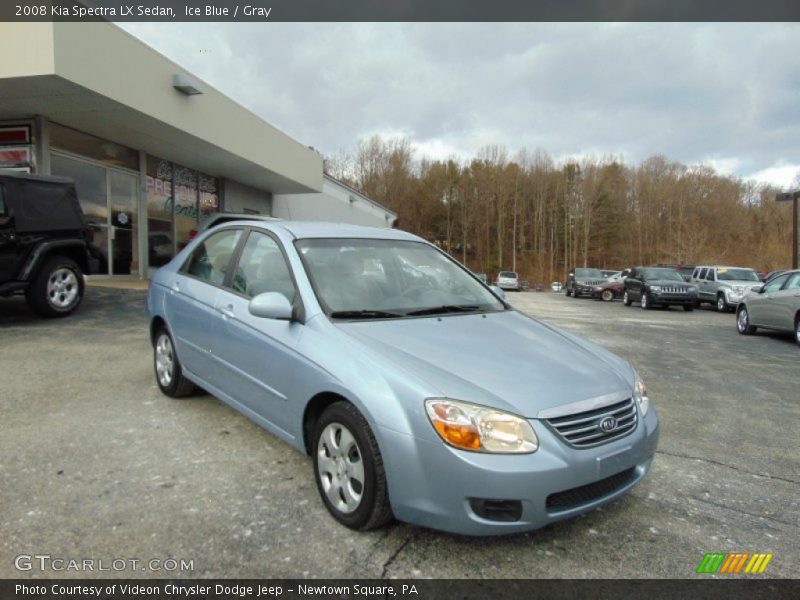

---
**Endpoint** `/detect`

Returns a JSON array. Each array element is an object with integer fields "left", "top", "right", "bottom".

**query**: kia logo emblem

[{"left": 599, "top": 416, "right": 618, "bottom": 432}]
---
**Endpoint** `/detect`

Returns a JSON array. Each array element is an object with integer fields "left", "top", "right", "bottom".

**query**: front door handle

[
  {"left": 219, "top": 305, "right": 235, "bottom": 319},
  {"left": 171, "top": 282, "right": 180, "bottom": 293}
]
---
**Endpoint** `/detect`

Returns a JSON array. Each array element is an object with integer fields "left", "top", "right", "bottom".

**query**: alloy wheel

[
  {"left": 737, "top": 308, "right": 749, "bottom": 333},
  {"left": 155, "top": 333, "right": 174, "bottom": 387},
  {"left": 317, "top": 422, "right": 365, "bottom": 514},
  {"left": 47, "top": 268, "right": 79, "bottom": 309}
]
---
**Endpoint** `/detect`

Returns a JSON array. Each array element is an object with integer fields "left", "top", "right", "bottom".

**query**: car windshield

[
  {"left": 499, "top": 271, "right": 517, "bottom": 278},
  {"left": 296, "top": 238, "right": 506, "bottom": 318},
  {"left": 575, "top": 268, "right": 603, "bottom": 278},
  {"left": 716, "top": 268, "right": 760, "bottom": 282},
  {"left": 642, "top": 268, "right": 684, "bottom": 281}
]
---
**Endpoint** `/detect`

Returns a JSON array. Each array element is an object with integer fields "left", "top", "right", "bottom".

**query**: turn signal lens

[
  {"left": 634, "top": 374, "right": 649, "bottom": 416},
  {"left": 425, "top": 398, "right": 538, "bottom": 454}
]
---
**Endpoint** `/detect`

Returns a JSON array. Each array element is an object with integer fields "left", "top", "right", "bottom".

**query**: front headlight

[
  {"left": 649, "top": 285, "right": 661, "bottom": 292},
  {"left": 633, "top": 374, "right": 649, "bottom": 416},
  {"left": 687, "top": 285, "right": 697, "bottom": 293},
  {"left": 424, "top": 398, "right": 538, "bottom": 454}
]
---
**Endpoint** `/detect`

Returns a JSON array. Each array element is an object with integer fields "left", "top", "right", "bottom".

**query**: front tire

[
  {"left": 26, "top": 256, "right": 84, "bottom": 318},
  {"left": 716, "top": 294, "right": 730, "bottom": 313},
  {"left": 601, "top": 290, "right": 614, "bottom": 302},
  {"left": 641, "top": 292, "right": 652, "bottom": 310},
  {"left": 737, "top": 306, "right": 756, "bottom": 335},
  {"left": 154, "top": 328, "right": 195, "bottom": 397},
  {"left": 565, "top": 287, "right": 572, "bottom": 297},
  {"left": 623, "top": 290, "right": 632, "bottom": 306},
  {"left": 313, "top": 402, "right": 393, "bottom": 530},
  {"left": 683, "top": 304, "right": 694, "bottom": 312}
]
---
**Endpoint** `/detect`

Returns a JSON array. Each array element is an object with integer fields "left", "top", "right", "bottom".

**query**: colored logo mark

[{"left": 696, "top": 552, "right": 773, "bottom": 575}]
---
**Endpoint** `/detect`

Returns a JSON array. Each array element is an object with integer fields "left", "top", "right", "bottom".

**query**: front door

[{"left": 50, "top": 153, "right": 139, "bottom": 276}]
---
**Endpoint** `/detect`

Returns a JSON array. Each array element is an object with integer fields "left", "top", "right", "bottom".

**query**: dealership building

[{"left": 0, "top": 22, "right": 396, "bottom": 278}]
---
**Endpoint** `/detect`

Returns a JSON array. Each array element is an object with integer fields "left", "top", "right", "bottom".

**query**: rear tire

[
  {"left": 312, "top": 402, "right": 393, "bottom": 530},
  {"left": 154, "top": 328, "right": 195, "bottom": 397},
  {"left": 26, "top": 256, "right": 84, "bottom": 318},
  {"left": 623, "top": 290, "right": 632, "bottom": 306}
]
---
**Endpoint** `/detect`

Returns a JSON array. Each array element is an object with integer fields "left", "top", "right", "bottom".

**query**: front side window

[
  {"left": 230, "top": 231, "right": 295, "bottom": 303},
  {"left": 705, "top": 269, "right": 715, "bottom": 281},
  {"left": 296, "top": 238, "right": 506, "bottom": 318},
  {"left": 764, "top": 274, "right": 789, "bottom": 293},
  {"left": 182, "top": 229, "right": 242, "bottom": 286}
]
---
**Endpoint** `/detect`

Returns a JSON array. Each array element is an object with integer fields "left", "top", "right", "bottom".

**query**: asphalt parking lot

[{"left": 1, "top": 287, "right": 798, "bottom": 579}]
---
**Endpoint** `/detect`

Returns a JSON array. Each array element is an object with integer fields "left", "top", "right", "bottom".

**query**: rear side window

[
  {"left": 697, "top": 268, "right": 707, "bottom": 279},
  {"left": 182, "top": 229, "right": 242, "bottom": 286}
]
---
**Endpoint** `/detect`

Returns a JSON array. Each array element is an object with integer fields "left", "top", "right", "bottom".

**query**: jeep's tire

[
  {"left": 716, "top": 294, "right": 729, "bottom": 313},
  {"left": 641, "top": 292, "right": 652, "bottom": 310},
  {"left": 26, "top": 256, "right": 84, "bottom": 318},
  {"left": 313, "top": 401, "right": 393, "bottom": 530},
  {"left": 154, "top": 328, "right": 195, "bottom": 398},
  {"left": 623, "top": 290, "right": 632, "bottom": 306},
  {"left": 683, "top": 304, "right": 695, "bottom": 312},
  {"left": 601, "top": 290, "right": 614, "bottom": 302}
]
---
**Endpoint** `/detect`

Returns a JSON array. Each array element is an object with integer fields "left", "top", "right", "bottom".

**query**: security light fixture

[{"left": 173, "top": 74, "right": 203, "bottom": 96}]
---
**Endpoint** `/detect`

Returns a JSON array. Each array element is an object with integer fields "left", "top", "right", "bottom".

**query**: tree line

[{"left": 324, "top": 135, "right": 797, "bottom": 284}]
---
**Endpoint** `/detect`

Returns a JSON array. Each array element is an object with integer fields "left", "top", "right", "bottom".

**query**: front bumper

[
  {"left": 379, "top": 407, "right": 659, "bottom": 535},
  {"left": 573, "top": 285, "right": 599, "bottom": 297},
  {"left": 650, "top": 292, "right": 697, "bottom": 305}
]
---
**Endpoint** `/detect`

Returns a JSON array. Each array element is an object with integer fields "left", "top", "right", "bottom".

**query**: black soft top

[{"left": 0, "top": 172, "right": 86, "bottom": 233}]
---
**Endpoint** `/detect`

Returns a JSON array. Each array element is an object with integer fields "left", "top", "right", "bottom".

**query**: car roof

[
  {"left": 695, "top": 265, "right": 755, "bottom": 269},
  {"left": 217, "top": 220, "right": 423, "bottom": 242}
]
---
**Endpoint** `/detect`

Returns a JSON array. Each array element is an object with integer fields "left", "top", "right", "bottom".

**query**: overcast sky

[{"left": 121, "top": 22, "right": 800, "bottom": 188}]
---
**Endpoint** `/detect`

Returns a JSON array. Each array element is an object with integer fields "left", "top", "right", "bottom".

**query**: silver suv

[{"left": 690, "top": 265, "right": 762, "bottom": 312}]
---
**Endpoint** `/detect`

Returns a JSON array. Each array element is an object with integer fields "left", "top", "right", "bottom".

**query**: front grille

[
  {"left": 580, "top": 280, "right": 605, "bottom": 287},
  {"left": 545, "top": 397, "right": 637, "bottom": 448},
  {"left": 659, "top": 286, "right": 689, "bottom": 294},
  {"left": 546, "top": 467, "right": 637, "bottom": 511}
]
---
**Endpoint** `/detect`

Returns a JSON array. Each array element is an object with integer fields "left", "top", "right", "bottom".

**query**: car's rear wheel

[
  {"left": 26, "top": 256, "right": 84, "bottom": 318},
  {"left": 601, "top": 290, "right": 614, "bottom": 302},
  {"left": 623, "top": 291, "right": 632, "bottom": 306},
  {"left": 737, "top": 306, "right": 756, "bottom": 335},
  {"left": 154, "top": 328, "right": 195, "bottom": 397},
  {"left": 313, "top": 402, "right": 392, "bottom": 530},
  {"left": 641, "top": 292, "right": 652, "bottom": 310}
]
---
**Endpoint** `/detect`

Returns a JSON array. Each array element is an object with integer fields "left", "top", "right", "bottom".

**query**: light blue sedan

[{"left": 147, "top": 221, "right": 658, "bottom": 535}]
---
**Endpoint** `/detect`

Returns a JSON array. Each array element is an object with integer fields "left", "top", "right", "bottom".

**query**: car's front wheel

[
  {"left": 737, "top": 306, "right": 756, "bottom": 335},
  {"left": 601, "top": 290, "right": 614, "bottom": 302},
  {"left": 313, "top": 402, "right": 393, "bottom": 530},
  {"left": 717, "top": 294, "right": 730, "bottom": 312},
  {"left": 26, "top": 256, "right": 84, "bottom": 318},
  {"left": 641, "top": 292, "right": 652, "bottom": 310},
  {"left": 153, "top": 328, "right": 195, "bottom": 397},
  {"left": 623, "top": 290, "right": 632, "bottom": 306}
]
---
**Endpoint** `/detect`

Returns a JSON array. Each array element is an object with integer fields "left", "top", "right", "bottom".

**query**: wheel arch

[{"left": 302, "top": 391, "right": 354, "bottom": 455}]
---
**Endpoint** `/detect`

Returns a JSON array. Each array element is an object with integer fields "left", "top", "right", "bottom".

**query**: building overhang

[{"left": 0, "top": 22, "right": 323, "bottom": 194}]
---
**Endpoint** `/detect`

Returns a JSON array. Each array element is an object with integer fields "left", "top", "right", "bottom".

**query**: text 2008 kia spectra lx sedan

[{"left": 147, "top": 221, "right": 659, "bottom": 535}]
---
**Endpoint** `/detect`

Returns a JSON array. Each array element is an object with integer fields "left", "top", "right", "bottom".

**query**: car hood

[
  {"left": 335, "top": 310, "right": 633, "bottom": 418},
  {"left": 647, "top": 279, "right": 693, "bottom": 286}
]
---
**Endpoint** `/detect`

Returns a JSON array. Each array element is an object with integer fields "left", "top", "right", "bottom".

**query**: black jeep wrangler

[{"left": 0, "top": 173, "right": 97, "bottom": 317}]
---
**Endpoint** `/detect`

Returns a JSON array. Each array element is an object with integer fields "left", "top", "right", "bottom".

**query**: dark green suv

[
  {"left": 623, "top": 266, "right": 699, "bottom": 311},
  {"left": 0, "top": 172, "right": 96, "bottom": 317}
]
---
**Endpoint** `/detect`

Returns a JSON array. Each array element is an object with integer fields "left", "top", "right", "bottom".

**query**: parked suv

[
  {"left": 0, "top": 172, "right": 95, "bottom": 317},
  {"left": 690, "top": 265, "right": 762, "bottom": 312},
  {"left": 623, "top": 266, "right": 698, "bottom": 310},
  {"left": 495, "top": 270, "right": 520, "bottom": 291},
  {"left": 565, "top": 267, "right": 606, "bottom": 298}
]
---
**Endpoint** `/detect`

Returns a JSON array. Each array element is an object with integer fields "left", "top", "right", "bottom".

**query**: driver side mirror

[
  {"left": 489, "top": 285, "right": 506, "bottom": 300},
  {"left": 249, "top": 292, "right": 293, "bottom": 320},
  {"left": 757, "top": 285, "right": 766, "bottom": 294}
]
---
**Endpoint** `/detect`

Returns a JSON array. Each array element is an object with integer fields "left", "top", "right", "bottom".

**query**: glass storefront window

[
  {"left": 50, "top": 123, "right": 139, "bottom": 171},
  {"left": 174, "top": 163, "right": 198, "bottom": 252},
  {"left": 146, "top": 156, "right": 174, "bottom": 268}
]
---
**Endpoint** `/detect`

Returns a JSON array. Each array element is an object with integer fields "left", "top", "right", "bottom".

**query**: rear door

[
  {"left": 701, "top": 268, "right": 716, "bottom": 301},
  {"left": 163, "top": 228, "right": 244, "bottom": 385}
]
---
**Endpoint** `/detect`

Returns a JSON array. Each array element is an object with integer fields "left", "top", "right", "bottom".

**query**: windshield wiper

[
  {"left": 405, "top": 305, "right": 482, "bottom": 316},
  {"left": 329, "top": 310, "right": 404, "bottom": 319}
]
